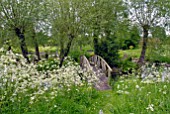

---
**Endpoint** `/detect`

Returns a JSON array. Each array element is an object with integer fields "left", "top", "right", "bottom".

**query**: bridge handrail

[
  {"left": 89, "top": 55, "right": 112, "bottom": 77},
  {"left": 80, "top": 55, "right": 93, "bottom": 71}
]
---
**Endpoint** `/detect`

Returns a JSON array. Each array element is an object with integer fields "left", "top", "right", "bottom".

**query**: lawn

[{"left": 119, "top": 48, "right": 141, "bottom": 60}]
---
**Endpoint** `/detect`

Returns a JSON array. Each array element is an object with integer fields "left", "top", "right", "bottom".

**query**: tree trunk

[
  {"left": 59, "top": 38, "right": 64, "bottom": 60},
  {"left": 32, "top": 29, "right": 41, "bottom": 61},
  {"left": 59, "top": 34, "right": 74, "bottom": 67},
  {"left": 93, "top": 15, "right": 100, "bottom": 55},
  {"left": 6, "top": 39, "right": 11, "bottom": 51},
  {"left": 80, "top": 45, "right": 82, "bottom": 51},
  {"left": 15, "top": 28, "right": 30, "bottom": 63},
  {"left": 93, "top": 36, "right": 99, "bottom": 55},
  {"left": 138, "top": 26, "right": 149, "bottom": 66}
]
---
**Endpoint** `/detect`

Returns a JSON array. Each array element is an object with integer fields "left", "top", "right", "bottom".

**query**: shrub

[
  {"left": 96, "top": 36, "right": 119, "bottom": 67},
  {"left": 69, "top": 48, "right": 94, "bottom": 63},
  {"left": 119, "top": 58, "right": 137, "bottom": 75},
  {"left": 69, "top": 49, "right": 84, "bottom": 62},
  {"left": 121, "top": 26, "right": 140, "bottom": 50}
]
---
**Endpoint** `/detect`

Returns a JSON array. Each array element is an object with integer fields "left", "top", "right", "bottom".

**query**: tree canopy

[{"left": 0, "top": 0, "right": 170, "bottom": 66}]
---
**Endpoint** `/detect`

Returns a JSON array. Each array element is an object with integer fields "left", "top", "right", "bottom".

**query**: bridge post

[{"left": 108, "top": 70, "right": 112, "bottom": 85}]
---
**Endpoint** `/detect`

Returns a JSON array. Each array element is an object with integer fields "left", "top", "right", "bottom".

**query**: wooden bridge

[{"left": 80, "top": 55, "right": 112, "bottom": 90}]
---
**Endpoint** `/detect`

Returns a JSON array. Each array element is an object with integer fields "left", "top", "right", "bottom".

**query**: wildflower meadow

[
  {"left": 1, "top": 47, "right": 170, "bottom": 114},
  {"left": 0, "top": 48, "right": 99, "bottom": 113}
]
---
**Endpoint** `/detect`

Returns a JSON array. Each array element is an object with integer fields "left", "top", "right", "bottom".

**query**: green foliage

[
  {"left": 45, "top": 86, "right": 100, "bottom": 114},
  {"left": 37, "top": 58, "right": 60, "bottom": 71},
  {"left": 97, "top": 36, "right": 120, "bottom": 67},
  {"left": 1, "top": 85, "right": 100, "bottom": 114},
  {"left": 69, "top": 45, "right": 94, "bottom": 62},
  {"left": 26, "top": 31, "right": 51, "bottom": 48},
  {"left": 119, "top": 58, "right": 137, "bottom": 74},
  {"left": 118, "top": 48, "right": 140, "bottom": 73},
  {"left": 91, "top": 0, "right": 128, "bottom": 66},
  {"left": 147, "top": 38, "right": 170, "bottom": 63},
  {"left": 69, "top": 50, "right": 85, "bottom": 62},
  {"left": 26, "top": 86, "right": 100, "bottom": 114},
  {"left": 120, "top": 26, "right": 140, "bottom": 50},
  {"left": 151, "top": 26, "right": 167, "bottom": 39},
  {"left": 122, "top": 32, "right": 140, "bottom": 50}
]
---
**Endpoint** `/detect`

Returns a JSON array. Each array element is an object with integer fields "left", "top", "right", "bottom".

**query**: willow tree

[
  {"left": 126, "top": 0, "right": 170, "bottom": 65},
  {"left": 0, "top": 0, "right": 43, "bottom": 62},
  {"left": 86, "top": 0, "right": 128, "bottom": 67},
  {"left": 50, "top": 0, "right": 92, "bottom": 67}
]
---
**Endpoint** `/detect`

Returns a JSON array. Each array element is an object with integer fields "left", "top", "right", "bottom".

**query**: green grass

[
  {"left": 119, "top": 48, "right": 141, "bottom": 59},
  {"left": 98, "top": 77, "right": 170, "bottom": 113},
  {"left": 27, "top": 46, "right": 58, "bottom": 53},
  {"left": 2, "top": 76, "right": 170, "bottom": 114}
]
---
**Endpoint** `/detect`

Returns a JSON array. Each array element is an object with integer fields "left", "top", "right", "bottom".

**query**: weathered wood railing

[
  {"left": 80, "top": 55, "right": 93, "bottom": 71},
  {"left": 89, "top": 55, "right": 112, "bottom": 78}
]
